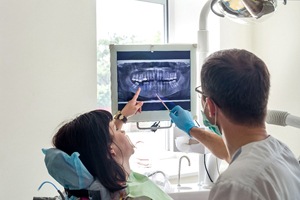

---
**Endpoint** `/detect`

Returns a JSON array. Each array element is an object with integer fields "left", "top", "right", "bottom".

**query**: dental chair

[{"left": 41, "top": 148, "right": 111, "bottom": 200}]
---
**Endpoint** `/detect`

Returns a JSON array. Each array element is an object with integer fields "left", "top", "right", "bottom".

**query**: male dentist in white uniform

[{"left": 169, "top": 49, "right": 300, "bottom": 200}]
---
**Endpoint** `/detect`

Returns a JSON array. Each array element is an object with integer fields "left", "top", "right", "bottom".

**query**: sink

[
  {"left": 168, "top": 184, "right": 210, "bottom": 200},
  {"left": 168, "top": 190, "right": 210, "bottom": 200},
  {"left": 140, "top": 168, "right": 211, "bottom": 200}
]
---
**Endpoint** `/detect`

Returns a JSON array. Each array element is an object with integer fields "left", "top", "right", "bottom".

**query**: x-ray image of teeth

[{"left": 117, "top": 60, "right": 190, "bottom": 101}]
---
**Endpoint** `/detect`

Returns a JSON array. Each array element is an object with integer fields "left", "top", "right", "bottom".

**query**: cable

[
  {"left": 194, "top": 119, "right": 201, "bottom": 127},
  {"left": 204, "top": 154, "right": 214, "bottom": 183},
  {"left": 210, "top": 0, "right": 225, "bottom": 17},
  {"left": 216, "top": 157, "right": 220, "bottom": 176},
  {"left": 195, "top": 119, "right": 219, "bottom": 182},
  {"left": 195, "top": 119, "right": 214, "bottom": 182},
  {"left": 38, "top": 181, "right": 65, "bottom": 200}
]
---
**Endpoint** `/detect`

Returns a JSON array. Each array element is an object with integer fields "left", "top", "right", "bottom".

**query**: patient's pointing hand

[{"left": 121, "top": 87, "right": 144, "bottom": 118}]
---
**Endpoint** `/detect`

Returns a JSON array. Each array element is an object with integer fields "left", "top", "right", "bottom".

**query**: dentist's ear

[{"left": 206, "top": 97, "right": 217, "bottom": 118}]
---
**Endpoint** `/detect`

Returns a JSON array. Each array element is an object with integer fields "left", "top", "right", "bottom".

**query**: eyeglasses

[
  {"left": 195, "top": 86, "right": 220, "bottom": 107},
  {"left": 195, "top": 85, "right": 204, "bottom": 94},
  {"left": 195, "top": 85, "right": 208, "bottom": 100}
]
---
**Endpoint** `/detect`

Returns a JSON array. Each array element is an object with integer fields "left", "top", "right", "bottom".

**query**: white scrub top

[{"left": 209, "top": 136, "right": 300, "bottom": 200}]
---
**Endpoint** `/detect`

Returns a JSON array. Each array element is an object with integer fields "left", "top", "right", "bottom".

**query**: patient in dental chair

[{"left": 43, "top": 88, "right": 172, "bottom": 200}]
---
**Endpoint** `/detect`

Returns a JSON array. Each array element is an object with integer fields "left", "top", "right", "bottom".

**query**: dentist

[{"left": 169, "top": 49, "right": 300, "bottom": 199}]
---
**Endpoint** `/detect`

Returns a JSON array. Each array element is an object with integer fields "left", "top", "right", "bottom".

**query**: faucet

[
  {"left": 177, "top": 155, "right": 191, "bottom": 187},
  {"left": 147, "top": 170, "right": 170, "bottom": 191},
  {"left": 147, "top": 170, "right": 166, "bottom": 178}
]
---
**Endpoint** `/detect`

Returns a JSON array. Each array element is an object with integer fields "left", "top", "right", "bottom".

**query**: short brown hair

[{"left": 201, "top": 49, "right": 270, "bottom": 125}]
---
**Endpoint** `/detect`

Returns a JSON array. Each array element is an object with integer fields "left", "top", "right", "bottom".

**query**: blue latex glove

[{"left": 169, "top": 105, "right": 196, "bottom": 136}]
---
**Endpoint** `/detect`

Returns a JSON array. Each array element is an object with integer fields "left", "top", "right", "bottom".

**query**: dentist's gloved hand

[{"left": 169, "top": 105, "right": 197, "bottom": 137}]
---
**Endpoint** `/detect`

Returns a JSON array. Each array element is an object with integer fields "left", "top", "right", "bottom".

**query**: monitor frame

[{"left": 110, "top": 44, "right": 198, "bottom": 122}]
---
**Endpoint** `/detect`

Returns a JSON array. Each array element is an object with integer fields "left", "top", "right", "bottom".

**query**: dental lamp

[
  {"left": 210, "top": 0, "right": 287, "bottom": 20},
  {"left": 198, "top": 0, "right": 289, "bottom": 67}
]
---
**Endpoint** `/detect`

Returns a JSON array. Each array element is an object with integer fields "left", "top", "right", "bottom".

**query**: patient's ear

[{"left": 109, "top": 145, "right": 116, "bottom": 156}]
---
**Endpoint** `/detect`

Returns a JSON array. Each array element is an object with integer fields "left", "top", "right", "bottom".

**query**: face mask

[{"left": 201, "top": 103, "right": 222, "bottom": 136}]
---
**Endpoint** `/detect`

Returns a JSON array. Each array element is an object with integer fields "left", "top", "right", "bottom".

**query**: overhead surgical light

[{"left": 210, "top": 0, "right": 287, "bottom": 20}]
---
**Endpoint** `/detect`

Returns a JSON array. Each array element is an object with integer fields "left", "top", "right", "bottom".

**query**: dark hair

[
  {"left": 201, "top": 49, "right": 270, "bottom": 125},
  {"left": 52, "top": 110, "right": 127, "bottom": 196}
]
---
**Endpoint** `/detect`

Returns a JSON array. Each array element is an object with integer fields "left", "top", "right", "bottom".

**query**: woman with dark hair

[{"left": 43, "top": 88, "right": 172, "bottom": 200}]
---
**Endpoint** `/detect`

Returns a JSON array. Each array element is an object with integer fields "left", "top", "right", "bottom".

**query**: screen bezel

[{"left": 110, "top": 44, "right": 198, "bottom": 122}]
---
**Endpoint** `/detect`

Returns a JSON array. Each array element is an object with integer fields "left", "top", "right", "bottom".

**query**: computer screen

[{"left": 110, "top": 44, "right": 197, "bottom": 122}]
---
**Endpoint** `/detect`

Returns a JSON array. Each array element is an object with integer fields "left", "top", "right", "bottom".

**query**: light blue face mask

[{"left": 201, "top": 103, "right": 222, "bottom": 136}]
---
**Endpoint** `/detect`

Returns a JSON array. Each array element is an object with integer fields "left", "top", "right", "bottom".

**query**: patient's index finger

[{"left": 132, "top": 87, "right": 141, "bottom": 100}]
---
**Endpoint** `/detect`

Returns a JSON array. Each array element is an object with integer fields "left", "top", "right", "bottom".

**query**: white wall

[
  {"left": 168, "top": 0, "right": 204, "bottom": 43},
  {"left": 0, "top": 0, "right": 96, "bottom": 199},
  {"left": 169, "top": 0, "right": 220, "bottom": 52},
  {"left": 253, "top": 2, "right": 300, "bottom": 158},
  {"left": 219, "top": 18, "right": 253, "bottom": 50}
]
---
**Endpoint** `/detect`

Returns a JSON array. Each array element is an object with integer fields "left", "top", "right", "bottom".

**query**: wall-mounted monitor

[{"left": 110, "top": 44, "right": 198, "bottom": 122}]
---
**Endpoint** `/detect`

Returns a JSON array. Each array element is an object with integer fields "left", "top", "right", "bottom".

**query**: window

[
  {"left": 96, "top": 0, "right": 170, "bottom": 169},
  {"left": 96, "top": 0, "right": 168, "bottom": 110}
]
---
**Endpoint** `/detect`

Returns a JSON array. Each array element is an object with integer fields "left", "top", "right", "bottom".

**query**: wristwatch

[{"left": 113, "top": 111, "right": 128, "bottom": 123}]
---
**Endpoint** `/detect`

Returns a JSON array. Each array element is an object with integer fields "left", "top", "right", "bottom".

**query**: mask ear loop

[
  {"left": 206, "top": 98, "right": 218, "bottom": 128},
  {"left": 203, "top": 102, "right": 207, "bottom": 113},
  {"left": 213, "top": 103, "right": 218, "bottom": 126},
  {"left": 204, "top": 98, "right": 217, "bottom": 122}
]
